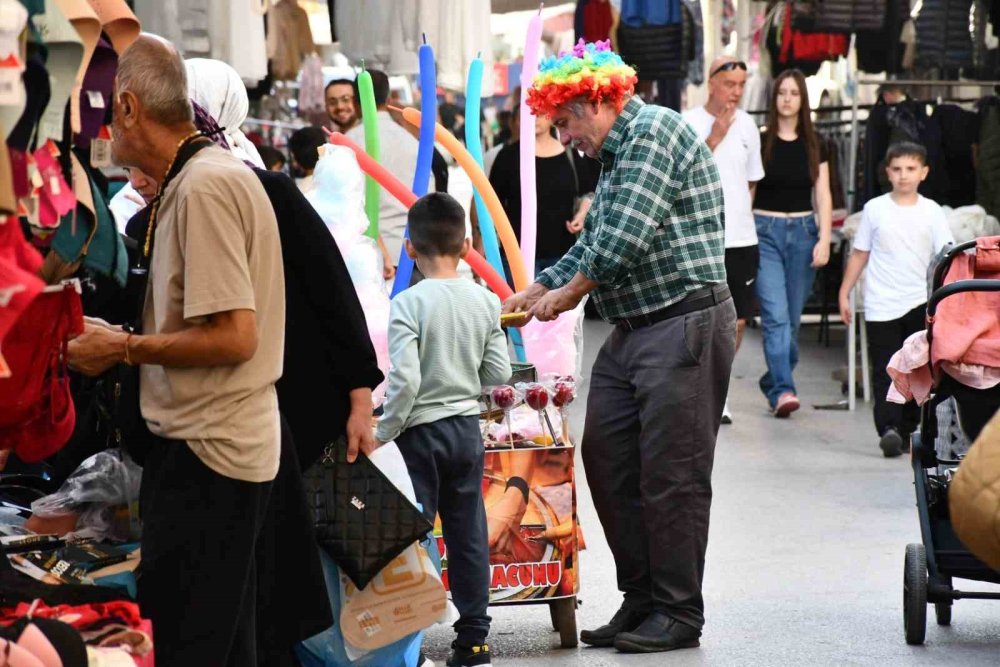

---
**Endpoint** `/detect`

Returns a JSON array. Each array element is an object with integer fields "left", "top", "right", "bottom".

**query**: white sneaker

[{"left": 721, "top": 400, "right": 733, "bottom": 425}]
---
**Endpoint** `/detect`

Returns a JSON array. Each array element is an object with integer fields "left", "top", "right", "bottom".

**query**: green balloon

[{"left": 359, "top": 69, "right": 381, "bottom": 240}]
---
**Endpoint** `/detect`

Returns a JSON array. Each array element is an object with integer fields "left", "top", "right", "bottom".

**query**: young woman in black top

[
  {"left": 752, "top": 69, "right": 833, "bottom": 417},
  {"left": 488, "top": 106, "right": 598, "bottom": 276}
]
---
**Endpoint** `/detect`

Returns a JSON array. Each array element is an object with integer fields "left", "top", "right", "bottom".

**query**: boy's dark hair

[
  {"left": 352, "top": 70, "right": 390, "bottom": 107},
  {"left": 408, "top": 192, "right": 467, "bottom": 257},
  {"left": 257, "top": 145, "right": 286, "bottom": 170},
  {"left": 886, "top": 141, "right": 927, "bottom": 166},
  {"left": 288, "top": 126, "right": 328, "bottom": 171}
]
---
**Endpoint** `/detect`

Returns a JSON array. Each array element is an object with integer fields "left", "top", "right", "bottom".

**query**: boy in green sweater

[{"left": 374, "top": 192, "right": 512, "bottom": 667}]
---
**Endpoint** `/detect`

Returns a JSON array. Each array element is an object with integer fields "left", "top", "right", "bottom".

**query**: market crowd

[{"left": 0, "top": 11, "right": 977, "bottom": 667}]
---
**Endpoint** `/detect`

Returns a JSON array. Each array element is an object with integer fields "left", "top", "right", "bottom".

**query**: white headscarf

[{"left": 184, "top": 58, "right": 265, "bottom": 168}]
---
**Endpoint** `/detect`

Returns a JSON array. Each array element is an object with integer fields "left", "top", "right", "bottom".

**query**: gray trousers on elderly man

[{"left": 582, "top": 298, "right": 737, "bottom": 631}]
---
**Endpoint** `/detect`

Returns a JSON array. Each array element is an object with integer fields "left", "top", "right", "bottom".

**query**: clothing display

[
  {"left": 266, "top": 0, "right": 315, "bottom": 82},
  {"left": 915, "top": 0, "right": 975, "bottom": 74},
  {"left": 132, "top": 0, "right": 267, "bottom": 82},
  {"left": 334, "top": 0, "right": 493, "bottom": 92}
]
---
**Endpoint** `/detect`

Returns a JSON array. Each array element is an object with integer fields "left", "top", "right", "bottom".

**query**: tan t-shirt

[{"left": 140, "top": 147, "right": 285, "bottom": 483}]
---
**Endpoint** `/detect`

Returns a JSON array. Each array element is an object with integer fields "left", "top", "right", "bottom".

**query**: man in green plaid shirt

[{"left": 504, "top": 43, "right": 738, "bottom": 655}]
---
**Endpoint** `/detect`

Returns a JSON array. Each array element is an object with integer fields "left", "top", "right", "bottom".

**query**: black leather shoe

[
  {"left": 579, "top": 605, "right": 648, "bottom": 647},
  {"left": 613, "top": 611, "right": 701, "bottom": 653}
]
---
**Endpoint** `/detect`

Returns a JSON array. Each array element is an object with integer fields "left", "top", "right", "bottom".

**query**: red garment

[
  {"left": 4, "top": 601, "right": 144, "bottom": 631},
  {"left": 583, "top": 0, "right": 613, "bottom": 42},
  {"left": 930, "top": 237, "right": 1000, "bottom": 372},
  {"left": 0, "top": 282, "right": 83, "bottom": 461},
  {"left": 0, "top": 218, "right": 44, "bottom": 345},
  {"left": 780, "top": 3, "right": 849, "bottom": 63}
]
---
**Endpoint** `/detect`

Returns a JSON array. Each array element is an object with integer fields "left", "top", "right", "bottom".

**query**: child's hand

[{"left": 839, "top": 292, "right": 852, "bottom": 326}]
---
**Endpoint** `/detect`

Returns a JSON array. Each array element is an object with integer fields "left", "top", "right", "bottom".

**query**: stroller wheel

[
  {"left": 935, "top": 602, "right": 952, "bottom": 626},
  {"left": 904, "top": 543, "right": 928, "bottom": 645}
]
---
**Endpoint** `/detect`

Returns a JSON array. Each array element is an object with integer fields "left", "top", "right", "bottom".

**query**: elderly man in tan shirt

[{"left": 68, "top": 35, "right": 285, "bottom": 667}]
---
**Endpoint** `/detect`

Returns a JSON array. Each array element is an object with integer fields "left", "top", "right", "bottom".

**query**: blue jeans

[{"left": 754, "top": 213, "right": 818, "bottom": 408}]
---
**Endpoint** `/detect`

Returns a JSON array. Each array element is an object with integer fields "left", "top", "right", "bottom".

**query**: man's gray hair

[{"left": 117, "top": 34, "right": 194, "bottom": 126}]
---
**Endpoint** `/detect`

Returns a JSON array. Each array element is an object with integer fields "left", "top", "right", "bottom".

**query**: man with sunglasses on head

[{"left": 683, "top": 56, "right": 764, "bottom": 425}]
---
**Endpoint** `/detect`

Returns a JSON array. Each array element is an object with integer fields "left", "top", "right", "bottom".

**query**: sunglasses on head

[{"left": 710, "top": 61, "right": 748, "bottom": 77}]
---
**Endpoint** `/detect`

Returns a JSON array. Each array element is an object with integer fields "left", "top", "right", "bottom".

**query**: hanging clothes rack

[{"left": 847, "top": 79, "right": 1000, "bottom": 212}]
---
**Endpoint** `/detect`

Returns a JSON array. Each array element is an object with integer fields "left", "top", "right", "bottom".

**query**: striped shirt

[{"left": 537, "top": 97, "right": 726, "bottom": 320}]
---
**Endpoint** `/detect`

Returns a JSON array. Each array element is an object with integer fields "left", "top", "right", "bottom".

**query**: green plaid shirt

[{"left": 537, "top": 97, "right": 726, "bottom": 320}]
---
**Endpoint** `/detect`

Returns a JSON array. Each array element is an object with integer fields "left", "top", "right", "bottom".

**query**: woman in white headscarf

[
  {"left": 109, "top": 58, "right": 265, "bottom": 229},
  {"left": 183, "top": 57, "right": 265, "bottom": 168}
]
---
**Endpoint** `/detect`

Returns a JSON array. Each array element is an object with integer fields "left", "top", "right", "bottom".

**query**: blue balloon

[{"left": 392, "top": 41, "right": 437, "bottom": 298}]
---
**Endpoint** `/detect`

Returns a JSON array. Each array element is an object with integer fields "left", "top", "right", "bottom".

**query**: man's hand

[
  {"left": 838, "top": 291, "right": 852, "bottom": 326},
  {"left": 707, "top": 104, "right": 737, "bottom": 151},
  {"left": 67, "top": 323, "right": 127, "bottom": 376},
  {"left": 812, "top": 239, "right": 831, "bottom": 268},
  {"left": 502, "top": 283, "right": 549, "bottom": 325},
  {"left": 530, "top": 286, "right": 583, "bottom": 322}
]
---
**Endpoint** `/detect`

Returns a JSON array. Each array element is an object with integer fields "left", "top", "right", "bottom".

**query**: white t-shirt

[
  {"left": 853, "top": 193, "right": 954, "bottom": 322},
  {"left": 682, "top": 107, "right": 765, "bottom": 248}
]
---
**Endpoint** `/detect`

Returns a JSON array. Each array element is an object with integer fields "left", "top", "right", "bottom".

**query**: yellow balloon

[{"left": 397, "top": 106, "right": 529, "bottom": 293}]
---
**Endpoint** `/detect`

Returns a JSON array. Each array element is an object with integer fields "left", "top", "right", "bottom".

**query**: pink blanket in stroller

[{"left": 887, "top": 237, "right": 1000, "bottom": 404}]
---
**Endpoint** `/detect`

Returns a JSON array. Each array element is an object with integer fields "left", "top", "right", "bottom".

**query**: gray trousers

[{"left": 582, "top": 299, "right": 737, "bottom": 630}]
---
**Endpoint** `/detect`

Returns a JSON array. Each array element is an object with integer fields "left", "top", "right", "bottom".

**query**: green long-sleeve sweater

[{"left": 375, "top": 278, "right": 512, "bottom": 444}]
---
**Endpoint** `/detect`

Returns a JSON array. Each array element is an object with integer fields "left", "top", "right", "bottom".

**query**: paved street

[{"left": 424, "top": 318, "right": 1000, "bottom": 665}]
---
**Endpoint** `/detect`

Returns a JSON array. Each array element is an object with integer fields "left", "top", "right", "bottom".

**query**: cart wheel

[
  {"left": 551, "top": 596, "right": 578, "bottom": 648},
  {"left": 904, "top": 543, "right": 928, "bottom": 645},
  {"left": 934, "top": 602, "right": 952, "bottom": 626}
]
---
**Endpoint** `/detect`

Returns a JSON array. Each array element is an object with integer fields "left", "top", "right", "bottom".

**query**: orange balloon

[{"left": 396, "top": 106, "right": 529, "bottom": 293}]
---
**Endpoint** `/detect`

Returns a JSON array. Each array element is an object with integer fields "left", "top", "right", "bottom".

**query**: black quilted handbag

[{"left": 306, "top": 438, "right": 432, "bottom": 590}]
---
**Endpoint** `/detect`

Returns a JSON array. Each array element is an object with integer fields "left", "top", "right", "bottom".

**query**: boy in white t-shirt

[{"left": 838, "top": 142, "right": 954, "bottom": 458}]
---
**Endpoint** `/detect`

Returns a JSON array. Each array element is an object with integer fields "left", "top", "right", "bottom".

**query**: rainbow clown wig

[{"left": 526, "top": 39, "right": 638, "bottom": 118}]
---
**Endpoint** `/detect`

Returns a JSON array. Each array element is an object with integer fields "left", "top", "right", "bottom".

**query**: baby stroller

[{"left": 905, "top": 238, "right": 1000, "bottom": 645}]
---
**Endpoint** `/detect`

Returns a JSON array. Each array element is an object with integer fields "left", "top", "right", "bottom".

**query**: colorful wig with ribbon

[{"left": 527, "top": 39, "right": 638, "bottom": 117}]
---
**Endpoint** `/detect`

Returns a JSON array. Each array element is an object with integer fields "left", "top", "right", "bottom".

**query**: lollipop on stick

[
  {"left": 550, "top": 377, "right": 577, "bottom": 445},
  {"left": 490, "top": 385, "right": 518, "bottom": 448},
  {"left": 523, "top": 382, "right": 556, "bottom": 445}
]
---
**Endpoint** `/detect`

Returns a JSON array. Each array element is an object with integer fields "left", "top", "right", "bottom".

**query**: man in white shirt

[
  {"left": 683, "top": 56, "right": 764, "bottom": 424},
  {"left": 346, "top": 70, "right": 422, "bottom": 274}
]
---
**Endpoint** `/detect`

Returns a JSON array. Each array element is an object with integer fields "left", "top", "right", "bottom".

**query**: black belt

[{"left": 615, "top": 284, "right": 731, "bottom": 331}]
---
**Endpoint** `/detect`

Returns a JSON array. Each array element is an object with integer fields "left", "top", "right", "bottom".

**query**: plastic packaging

[
  {"left": 307, "top": 146, "right": 391, "bottom": 406},
  {"left": 30, "top": 449, "right": 141, "bottom": 542},
  {"left": 520, "top": 298, "right": 587, "bottom": 380}
]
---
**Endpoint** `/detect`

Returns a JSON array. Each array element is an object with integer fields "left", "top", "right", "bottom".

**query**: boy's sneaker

[
  {"left": 721, "top": 400, "right": 733, "bottom": 425},
  {"left": 447, "top": 642, "right": 491, "bottom": 667},
  {"left": 879, "top": 428, "right": 904, "bottom": 458}
]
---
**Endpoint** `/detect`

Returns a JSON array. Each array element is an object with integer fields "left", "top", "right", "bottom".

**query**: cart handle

[{"left": 931, "top": 241, "right": 979, "bottom": 293}]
